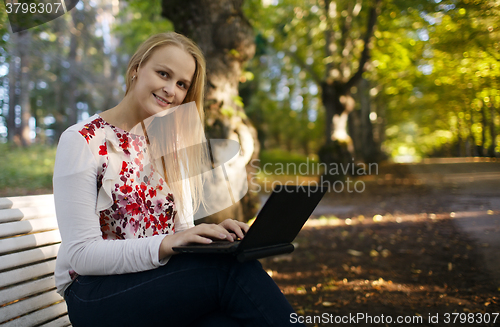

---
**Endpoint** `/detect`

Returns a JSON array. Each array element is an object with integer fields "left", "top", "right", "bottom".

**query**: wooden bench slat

[
  {"left": 0, "top": 205, "right": 56, "bottom": 223},
  {"left": 0, "top": 230, "right": 61, "bottom": 255},
  {"left": 0, "top": 289, "right": 64, "bottom": 324},
  {"left": 39, "top": 314, "right": 72, "bottom": 327},
  {"left": 0, "top": 243, "right": 60, "bottom": 272},
  {"left": 0, "top": 195, "right": 70, "bottom": 326},
  {"left": 1, "top": 302, "right": 68, "bottom": 327},
  {"left": 0, "top": 194, "right": 54, "bottom": 210},
  {"left": 0, "top": 275, "right": 56, "bottom": 306},
  {"left": 1, "top": 302, "right": 69, "bottom": 327},
  {"left": 0, "top": 217, "right": 59, "bottom": 239},
  {"left": 0, "top": 260, "right": 56, "bottom": 289}
]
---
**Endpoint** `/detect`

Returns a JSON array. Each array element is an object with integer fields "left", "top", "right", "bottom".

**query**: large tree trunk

[
  {"left": 161, "top": 0, "right": 260, "bottom": 223},
  {"left": 318, "top": 81, "right": 354, "bottom": 182}
]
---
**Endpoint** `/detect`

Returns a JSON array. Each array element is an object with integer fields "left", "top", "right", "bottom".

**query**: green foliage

[
  {"left": 0, "top": 143, "right": 56, "bottom": 194},
  {"left": 0, "top": 1, "right": 9, "bottom": 38},
  {"left": 258, "top": 149, "right": 319, "bottom": 176},
  {"left": 369, "top": 0, "right": 500, "bottom": 159},
  {"left": 113, "top": 0, "right": 173, "bottom": 56},
  {"left": 241, "top": 0, "right": 326, "bottom": 156},
  {"left": 260, "top": 148, "right": 316, "bottom": 166}
]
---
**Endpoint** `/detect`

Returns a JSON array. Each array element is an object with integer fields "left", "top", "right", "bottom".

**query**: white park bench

[{"left": 0, "top": 194, "right": 71, "bottom": 327}]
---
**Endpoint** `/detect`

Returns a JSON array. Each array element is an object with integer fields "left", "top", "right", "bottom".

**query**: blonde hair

[{"left": 126, "top": 32, "right": 208, "bottom": 223}]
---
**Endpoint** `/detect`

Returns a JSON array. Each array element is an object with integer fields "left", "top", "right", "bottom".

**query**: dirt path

[{"left": 259, "top": 160, "right": 500, "bottom": 326}]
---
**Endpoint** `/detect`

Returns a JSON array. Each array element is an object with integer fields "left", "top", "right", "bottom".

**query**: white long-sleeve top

[{"left": 53, "top": 114, "right": 194, "bottom": 296}]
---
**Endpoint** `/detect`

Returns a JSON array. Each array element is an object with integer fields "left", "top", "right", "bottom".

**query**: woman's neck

[{"left": 99, "top": 95, "right": 144, "bottom": 132}]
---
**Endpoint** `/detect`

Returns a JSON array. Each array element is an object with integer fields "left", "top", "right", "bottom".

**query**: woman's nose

[{"left": 162, "top": 82, "right": 175, "bottom": 97}]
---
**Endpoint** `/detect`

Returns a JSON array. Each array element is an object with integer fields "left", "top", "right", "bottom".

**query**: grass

[
  {"left": 0, "top": 143, "right": 56, "bottom": 196},
  {"left": 251, "top": 149, "right": 322, "bottom": 193},
  {"left": 258, "top": 149, "right": 320, "bottom": 175},
  {"left": 259, "top": 149, "right": 317, "bottom": 167}
]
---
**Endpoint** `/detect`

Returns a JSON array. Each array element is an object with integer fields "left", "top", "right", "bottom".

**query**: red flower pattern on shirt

[{"left": 78, "top": 117, "right": 176, "bottom": 240}]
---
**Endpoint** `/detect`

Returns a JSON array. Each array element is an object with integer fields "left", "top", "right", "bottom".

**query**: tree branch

[
  {"left": 346, "top": 0, "right": 381, "bottom": 90},
  {"left": 474, "top": 39, "right": 500, "bottom": 62},
  {"left": 324, "top": 0, "right": 333, "bottom": 77}
]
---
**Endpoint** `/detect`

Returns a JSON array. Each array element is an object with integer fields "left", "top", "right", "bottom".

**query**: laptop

[{"left": 173, "top": 185, "right": 327, "bottom": 262}]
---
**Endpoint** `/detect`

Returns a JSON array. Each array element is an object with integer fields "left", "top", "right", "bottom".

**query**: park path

[{"left": 261, "top": 158, "right": 500, "bottom": 286}]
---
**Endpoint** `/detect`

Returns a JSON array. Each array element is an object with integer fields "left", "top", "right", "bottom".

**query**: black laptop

[{"left": 173, "top": 185, "right": 327, "bottom": 262}]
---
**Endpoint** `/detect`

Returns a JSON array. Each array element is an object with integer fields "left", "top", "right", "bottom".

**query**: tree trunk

[
  {"left": 18, "top": 30, "right": 32, "bottom": 147},
  {"left": 489, "top": 103, "right": 497, "bottom": 157},
  {"left": 52, "top": 18, "right": 68, "bottom": 142},
  {"left": 480, "top": 103, "right": 487, "bottom": 156},
  {"left": 468, "top": 109, "right": 478, "bottom": 156},
  {"left": 357, "top": 78, "right": 378, "bottom": 163},
  {"left": 318, "top": 81, "right": 354, "bottom": 181},
  {"left": 7, "top": 34, "right": 19, "bottom": 144},
  {"left": 66, "top": 10, "right": 80, "bottom": 127},
  {"left": 456, "top": 118, "right": 464, "bottom": 157},
  {"left": 161, "top": 0, "right": 260, "bottom": 223},
  {"left": 318, "top": 0, "right": 381, "bottom": 181}
]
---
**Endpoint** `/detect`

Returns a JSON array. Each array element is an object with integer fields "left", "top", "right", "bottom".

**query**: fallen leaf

[{"left": 347, "top": 249, "right": 363, "bottom": 256}]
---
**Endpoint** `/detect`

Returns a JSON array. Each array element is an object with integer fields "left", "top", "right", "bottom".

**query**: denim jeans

[{"left": 64, "top": 253, "right": 304, "bottom": 327}]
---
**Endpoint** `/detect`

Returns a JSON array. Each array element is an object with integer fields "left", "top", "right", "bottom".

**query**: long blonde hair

[{"left": 126, "top": 32, "right": 208, "bottom": 223}]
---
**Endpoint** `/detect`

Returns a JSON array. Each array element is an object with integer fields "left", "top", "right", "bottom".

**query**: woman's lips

[{"left": 153, "top": 93, "right": 171, "bottom": 106}]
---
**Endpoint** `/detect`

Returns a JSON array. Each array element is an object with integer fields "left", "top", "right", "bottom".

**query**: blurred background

[{"left": 1, "top": 1, "right": 500, "bottom": 322}]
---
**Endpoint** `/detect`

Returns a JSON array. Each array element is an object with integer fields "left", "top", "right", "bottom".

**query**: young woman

[{"left": 53, "top": 32, "right": 303, "bottom": 326}]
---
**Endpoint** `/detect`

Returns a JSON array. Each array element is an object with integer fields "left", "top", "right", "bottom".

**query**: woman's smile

[{"left": 153, "top": 93, "right": 172, "bottom": 107}]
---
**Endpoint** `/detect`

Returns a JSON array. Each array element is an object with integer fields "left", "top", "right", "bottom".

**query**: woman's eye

[
  {"left": 159, "top": 71, "right": 168, "bottom": 78},
  {"left": 178, "top": 82, "right": 186, "bottom": 89}
]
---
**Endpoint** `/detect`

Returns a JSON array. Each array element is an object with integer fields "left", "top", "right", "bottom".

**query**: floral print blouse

[
  {"left": 53, "top": 114, "right": 194, "bottom": 296},
  {"left": 79, "top": 116, "right": 177, "bottom": 239}
]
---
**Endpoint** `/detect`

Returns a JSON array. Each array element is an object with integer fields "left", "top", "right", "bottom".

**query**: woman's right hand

[{"left": 158, "top": 223, "right": 236, "bottom": 260}]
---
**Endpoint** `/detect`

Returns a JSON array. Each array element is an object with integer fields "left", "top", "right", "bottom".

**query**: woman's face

[{"left": 131, "top": 45, "right": 196, "bottom": 118}]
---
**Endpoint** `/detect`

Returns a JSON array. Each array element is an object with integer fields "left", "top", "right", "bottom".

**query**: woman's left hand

[{"left": 218, "top": 219, "right": 249, "bottom": 241}]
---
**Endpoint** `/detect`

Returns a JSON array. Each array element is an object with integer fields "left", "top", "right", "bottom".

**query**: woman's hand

[
  {"left": 158, "top": 220, "right": 248, "bottom": 260},
  {"left": 218, "top": 218, "right": 249, "bottom": 241}
]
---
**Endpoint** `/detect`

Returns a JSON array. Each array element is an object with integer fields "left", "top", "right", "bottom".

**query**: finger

[
  {"left": 218, "top": 220, "right": 244, "bottom": 239},
  {"left": 228, "top": 221, "right": 249, "bottom": 239},
  {"left": 197, "top": 224, "right": 234, "bottom": 241},
  {"left": 238, "top": 221, "right": 250, "bottom": 233},
  {"left": 175, "top": 232, "right": 213, "bottom": 246},
  {"left": 189, "top": 234, "right": 213, "bottom": 244}
]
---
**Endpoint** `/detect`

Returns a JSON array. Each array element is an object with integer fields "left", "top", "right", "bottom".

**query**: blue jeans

[{"left": 64, "top": 253, "right": 304, "bottom": 327}]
